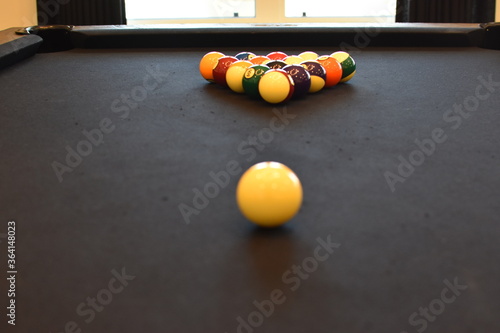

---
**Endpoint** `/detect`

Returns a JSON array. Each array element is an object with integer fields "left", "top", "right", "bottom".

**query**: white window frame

[{"left": 126, "top": 0, "right": 398, "bottom": 24}]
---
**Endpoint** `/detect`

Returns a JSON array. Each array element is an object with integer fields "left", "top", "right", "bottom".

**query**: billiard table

[{"left": 0, "top": 23, "right": 499, "bottom": 333}]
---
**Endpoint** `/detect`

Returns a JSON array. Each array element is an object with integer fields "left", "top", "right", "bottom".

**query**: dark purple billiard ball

[
  {"left": 300, "top": 60, "right": 327, "bottom": 93},
  {"left": 283, "top": 64, "right": 311, "bottom": 99},
  {"left": 266, "top": 60, "right": 288, "bottom": 70}
]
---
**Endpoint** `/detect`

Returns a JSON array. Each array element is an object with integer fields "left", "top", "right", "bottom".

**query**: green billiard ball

[
  {"left": 331, "top": 51, "right": 356, "bottom": 83},
  {"left": 242, "top": 65, "right": 270, "bottom": 99}
]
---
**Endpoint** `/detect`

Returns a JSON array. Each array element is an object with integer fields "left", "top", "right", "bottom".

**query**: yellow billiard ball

[
  {"left": 236, "top": 162, "right": 303, "bottom": 228},
  {"left": 298, "top": 51, "right": 319, "bottom": 61},
  {"left": 226, "top": 60, "right": 253, "bottom": 93}
]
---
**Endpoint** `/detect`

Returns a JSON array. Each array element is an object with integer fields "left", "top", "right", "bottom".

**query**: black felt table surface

[{"left": 0, "top": 46, "right": 499, "bottom": 332}]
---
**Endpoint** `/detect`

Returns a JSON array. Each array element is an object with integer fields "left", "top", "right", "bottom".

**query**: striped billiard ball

[
  {"left": 331, "top": 51, "right": 356, "bottom": 83},
  {"left": 300, "top": 60, "right": 327, "bottom": 93},
  {"left": 282, "top": 64, "right": 311, "bottom": 99}
]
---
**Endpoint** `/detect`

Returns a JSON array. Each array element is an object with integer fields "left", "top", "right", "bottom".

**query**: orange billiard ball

[{"left": 199, "top": 51, "right": 225, "bottom": 82}]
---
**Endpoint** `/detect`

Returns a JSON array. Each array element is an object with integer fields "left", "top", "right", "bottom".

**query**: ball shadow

[
  {"left": 201, "top": 82, "right": 297, "bottom": 118},
  {"left": 244, "top": 224, "right": 298, "bottom": 291}
]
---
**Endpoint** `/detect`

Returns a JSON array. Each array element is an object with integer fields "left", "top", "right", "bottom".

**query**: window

[
  {"left": 126, "top": 0, "right": 255, "bottom": 20},
  {"left": 285, "top": 0, "right": 396, "bottom": 20},
  {"left": 125, "top": 0, "right": 397, "bottom": 24}
]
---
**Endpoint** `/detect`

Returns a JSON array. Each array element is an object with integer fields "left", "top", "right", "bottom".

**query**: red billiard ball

[
  {"left": 212, "top": 56, "right": 238, "bottom": 86},
  {"left": 266, "top": 51, "right": 288, "bottom": 60}
]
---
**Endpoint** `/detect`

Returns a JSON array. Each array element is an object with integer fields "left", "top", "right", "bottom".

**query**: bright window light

[
  {"left": 285, "top": 0, "right": 397, "bottom": 19},
  {"left": 125, "top": 0, "right": 256, "bottom": 20}
]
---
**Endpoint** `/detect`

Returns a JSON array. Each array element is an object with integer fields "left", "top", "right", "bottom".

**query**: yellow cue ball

[
  {"left": 236, "top": 162, "right": 303, "bottom": 228},
  {"left": 258, "top": 69, "right": 295, "bottom": 104}
]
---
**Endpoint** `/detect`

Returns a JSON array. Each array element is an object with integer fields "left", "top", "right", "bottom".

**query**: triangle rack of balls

[{"left": 199, "top": 50, "right": 356, "bottom": 104}]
